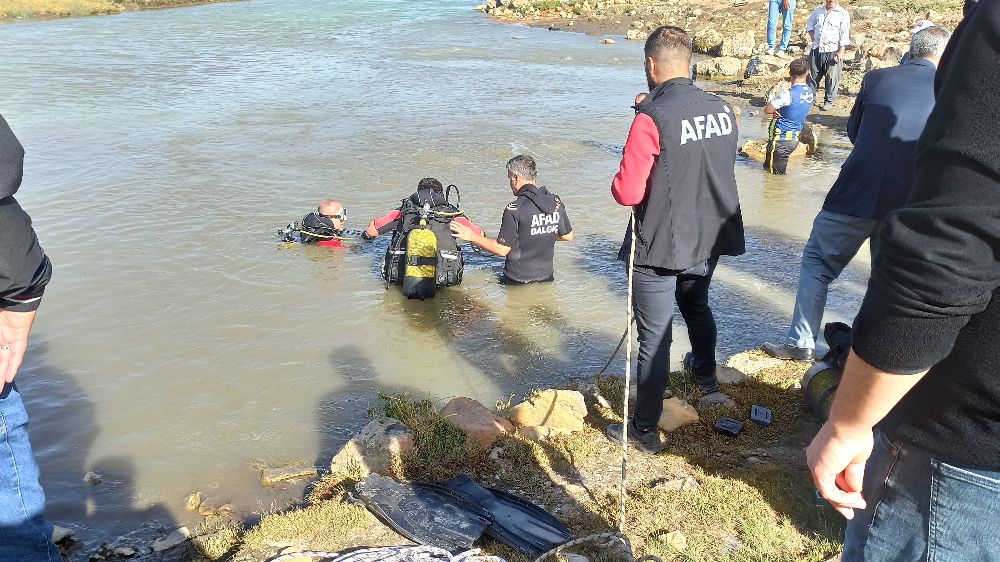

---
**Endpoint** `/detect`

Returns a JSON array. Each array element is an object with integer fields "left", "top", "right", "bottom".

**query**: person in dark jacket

[
  {"left": 605, "top": 26, "right": 745, "bottom": 454},
  {"left": 450, "top": 155, "right": 573, "bottom": 284},
  {"left": 0, "top": 113, "right": 60, "bottom": 561},
  {"left": 807, "top": 4, "right": 1000, "bottom": 558},
  {"left": 763, "top": 25, "right": 951, "bottom": 362}
]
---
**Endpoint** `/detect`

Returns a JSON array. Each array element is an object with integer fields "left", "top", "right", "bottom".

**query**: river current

[{"left": 1, "top": 0, "right": 869, "bottom": 550}]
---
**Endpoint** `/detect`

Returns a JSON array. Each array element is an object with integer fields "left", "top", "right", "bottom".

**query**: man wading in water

[{"left": 605, "top": 26, "right": 746, "bottom": 454}]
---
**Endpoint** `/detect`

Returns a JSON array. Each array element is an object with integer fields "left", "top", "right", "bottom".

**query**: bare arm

[
  {"left": 807, "top": 351, "right": 927, "bottom": 518},
  {"left": 450, "top": 221, "right": 511, "bottom": 257}
]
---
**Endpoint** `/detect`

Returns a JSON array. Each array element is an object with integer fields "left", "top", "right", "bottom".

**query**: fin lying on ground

[
  {"left": 426, "top": 475, "right": 574, "bottom": 556},
  {"left": 354, "top": 474, "right": 490, "bottom": 553},
  {"left": 355, "top": 474, "right": 573, "bottom": 556}
]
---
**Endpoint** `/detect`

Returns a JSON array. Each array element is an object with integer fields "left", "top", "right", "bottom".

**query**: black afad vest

[{"left": 619, "top": 78, "right": 746, "bottom": 271}]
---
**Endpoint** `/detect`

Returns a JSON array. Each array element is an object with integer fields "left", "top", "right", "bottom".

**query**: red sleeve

[
  {"left": 454, "top": 216, "right": 484, "bottom": 235},
  {"left": 373, "top": 209, "right": 402, "bottom": 234},
  {"left": 611, "top": 113, "right": 660, "bottom": 206}
]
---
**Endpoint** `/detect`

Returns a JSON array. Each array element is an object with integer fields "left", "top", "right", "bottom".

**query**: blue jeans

[
  {"left": 787, "top": 210, "right": 879, "bottom": 350},
  {"left": 767, "top": 0, "right": 796, "bottom": 50},
  {"left": 0, "top": 384, "right": 60, "bottom": 562},
  {"left": 843, "top": 430, "right": 1000, "bottom": 561},
  {"left": 632, "top": 259, "right": 719, "bottom": 431}
]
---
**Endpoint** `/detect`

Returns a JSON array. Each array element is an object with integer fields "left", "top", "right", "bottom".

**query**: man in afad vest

[
  {"left": 450, "top": 155, "right": 574, "bottom": 284},
  {"left": 607, "top": 26, "right": 746, "bottom": 454}
]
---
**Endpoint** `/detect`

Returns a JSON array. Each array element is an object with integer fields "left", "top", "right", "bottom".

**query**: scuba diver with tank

[
  {"left": 364, "top": 178, "right": 484, "bottom": 300},
  {"left": 279, "top": 199, "right": 363, "bottom": 248}
]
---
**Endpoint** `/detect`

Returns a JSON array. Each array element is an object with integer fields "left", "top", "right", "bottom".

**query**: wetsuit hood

[
  {"left": 516, "top": 184, "right": 558, "bottom": 214},
  {"left": 0, "top": 115, "right": 25, "bottom": 200}
]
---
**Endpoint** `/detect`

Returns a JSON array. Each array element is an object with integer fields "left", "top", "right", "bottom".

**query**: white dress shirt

[{"left": 806, "top": 5, "right": 852, "bottom": 53}]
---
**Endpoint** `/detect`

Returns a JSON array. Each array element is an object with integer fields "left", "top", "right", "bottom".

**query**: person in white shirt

[{"left": 806, "top": 0, "right": 851, "bottom": 111}]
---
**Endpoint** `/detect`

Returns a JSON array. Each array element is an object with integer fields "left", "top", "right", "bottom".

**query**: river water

[{"left": 1, "top": 0, "right": 870, "bottom": 551}]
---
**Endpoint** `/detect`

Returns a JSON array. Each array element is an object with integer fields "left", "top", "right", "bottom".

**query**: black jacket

[
  {"left": 0, "top": 114, "right": 51, "bottom": 312},
  {"left": 619, "top": 78, "right": 745, "bottom": 271},
  {"left": 851, "top": 3, "right": 1000, "bottom": 470},
  {"left": 823, "top": 58, "right": 938, "bottom": 219}
]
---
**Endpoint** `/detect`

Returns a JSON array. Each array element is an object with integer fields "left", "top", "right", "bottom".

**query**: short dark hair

[
  {"left": 417, "top": 177, "right": 443, "bottom": 193},
  {"left": 789, "top": 58, "right": 809, "bottom": 77},
  {"left": 644, "top": 26, "right": 692, "bottom": 63},
  {"left": 506, "top": 155, "right": 537, "bottom": 181}
]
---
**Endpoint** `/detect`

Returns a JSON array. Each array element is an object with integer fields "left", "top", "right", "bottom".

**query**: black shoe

[
  {"left": 762, "top": 342, "right": 815, "bottom": 362},
  {"left": 683, "top": 352, "right": 721, "bottom": 393},
  {"left": 606, "top": 419, "right": 667, "bottom": 454}
]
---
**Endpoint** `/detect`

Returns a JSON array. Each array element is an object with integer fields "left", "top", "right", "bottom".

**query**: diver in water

[
  {"left": 279, "top": 199, "right": 351, "bottom": 248},
  {"left": 365, "top": 178, "right": 484, "bottom": 298},
  {"left": 450, "top": 155, "right": 573, "bottom": 285},
  {"left": 363, "top": 178, "right": 483, "bottom": 240}
]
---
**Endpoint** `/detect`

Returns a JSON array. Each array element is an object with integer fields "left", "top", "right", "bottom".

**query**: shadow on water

[{"left": 16, "top": 342, "right": 183, "bottom": 561}]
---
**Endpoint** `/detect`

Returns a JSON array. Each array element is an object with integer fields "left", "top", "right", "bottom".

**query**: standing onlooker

[
  {"left": 605, "top": 26, "right": 745, "bottom": 454},
  {"left": 807, "top": 4, "right": 1000, "bottom": 558},
  {"left": 763, "top": 58, "right": 815, "bottom": 174},
  {"left": 0, "top": 114, "right": 59, "bottom": 561},
  {"left": 766, "top": 0, "right": 796, "bottom": 57},
  {"left": 762, "top": 26, "right": 951, "bottom": 361},
  {"left": 806, "top": 0, "right": 851, "bottom": 111}
]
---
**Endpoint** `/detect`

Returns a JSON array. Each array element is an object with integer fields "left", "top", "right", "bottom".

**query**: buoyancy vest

[
  {"left": 382, "top": 195, "right": 464, "bottom": 298},
  {"left": 297, "top": 212, "right": 341, "bottom": 244},
  {"left": 619, "top": 78, "right": 746, "bottom": 271}
]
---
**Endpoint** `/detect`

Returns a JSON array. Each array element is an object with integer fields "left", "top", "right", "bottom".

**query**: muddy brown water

[{"left": 1, "top": 0, "right": 868, "bottom": 551}]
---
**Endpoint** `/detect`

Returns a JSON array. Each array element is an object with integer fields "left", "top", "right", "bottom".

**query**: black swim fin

[
  {"left": 355, "top": 474, "right": 491, "bottom": 553},
  {"left": 429, "top": 475, "right": 574, "bottom": 556}
]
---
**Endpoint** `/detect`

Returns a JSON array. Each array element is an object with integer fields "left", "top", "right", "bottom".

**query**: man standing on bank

[
  {"left": 605, "top": 26, "right": 745, "bottom": 454},
  {"left": 763, "top": 25, "right": 950, "bottom": 362},
  {"left": 807, "top": 5, "right": 999, "bottom": 558},
  {"left": 0, "top": 113, "right": 60, "bottom": 561},
  {"left": 450, "top": 155, "right": 573, "bottom": 285},
  {"left": 765, "top": 0, "right": 796, "bottom": 57},
  {"left": 806, "top": 0, "right": 851, "bottom": 111}
]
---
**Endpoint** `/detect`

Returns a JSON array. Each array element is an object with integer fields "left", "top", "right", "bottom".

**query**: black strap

[
  {"left": 446, "top": 184, "right": 461, "bottom": 208},
  {"left": 408, "top": 256, "right": 437, "bottom": 267}
]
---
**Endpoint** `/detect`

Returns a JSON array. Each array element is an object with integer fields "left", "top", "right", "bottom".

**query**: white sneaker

[
  {"left": 765, "top": 47, "right": 775, "bottom": 56},
  {"left": 777, "top": 49, "right": 788, "bottom": 58}
]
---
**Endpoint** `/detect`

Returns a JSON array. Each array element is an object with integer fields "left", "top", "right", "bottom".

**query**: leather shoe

[{"left": 762, "top": 342, "right": 815, "bottom": 362}]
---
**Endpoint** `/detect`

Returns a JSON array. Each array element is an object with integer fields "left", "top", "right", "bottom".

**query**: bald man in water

[{"left": 297, "top": 199, "right": 348, "bottom": 248}]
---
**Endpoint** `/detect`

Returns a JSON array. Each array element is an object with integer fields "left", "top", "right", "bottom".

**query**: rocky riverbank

[
  {"left": 476, "top": 0, "right": 962, "bottom": 113},
  {"left": 71, "top": 350, "right": 844, "bottom": 562},
  {"left": 0, "top": 0, "right": 244, "bottom": 20}
]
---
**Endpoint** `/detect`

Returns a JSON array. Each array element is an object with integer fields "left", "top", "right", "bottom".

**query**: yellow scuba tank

[{"left": 402, "top": 204, "right": 438, "bottom": 299}]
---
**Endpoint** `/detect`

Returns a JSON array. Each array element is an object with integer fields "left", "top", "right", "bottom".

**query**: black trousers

[
  {"left": 808, "top": 49, "right": 842, "bottom": 104},
  {"left": 763, "top": 139, "right": 800, "bottom": 174},
  {"left": 631, "top": 258, "right": 719, "bottom": 431}
]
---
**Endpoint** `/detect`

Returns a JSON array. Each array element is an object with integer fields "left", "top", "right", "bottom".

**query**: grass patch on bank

[
  {"left": 0, "top": 0, "right": 120, "bottom": 17},
  {"left": 218, "top": 358, "right": 842, "bottom": 561},
  {"left": 0, "top": 0, "right": 237, "bottom": 18}
]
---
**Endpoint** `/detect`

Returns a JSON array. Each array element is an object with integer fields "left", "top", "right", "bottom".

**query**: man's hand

[
  {"left": 449, "top": 221, "right": 475, "bottom": 242},
  {"left": 806, "top": 421, "right": 873, "bottom": 519},
  {"left": 783, "top": 0, "right": 790, "bottom": 11},
  {"left": 836, "top": 49, "right": 845, "bottom": 63},
  {"left": 0, "top": 309, "right": 37, "bottom": 384}
]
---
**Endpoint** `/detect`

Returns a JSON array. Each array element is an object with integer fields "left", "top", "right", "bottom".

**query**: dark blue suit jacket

[{"left": 823, "top": 59, "right": 937, "bottom": 219}]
